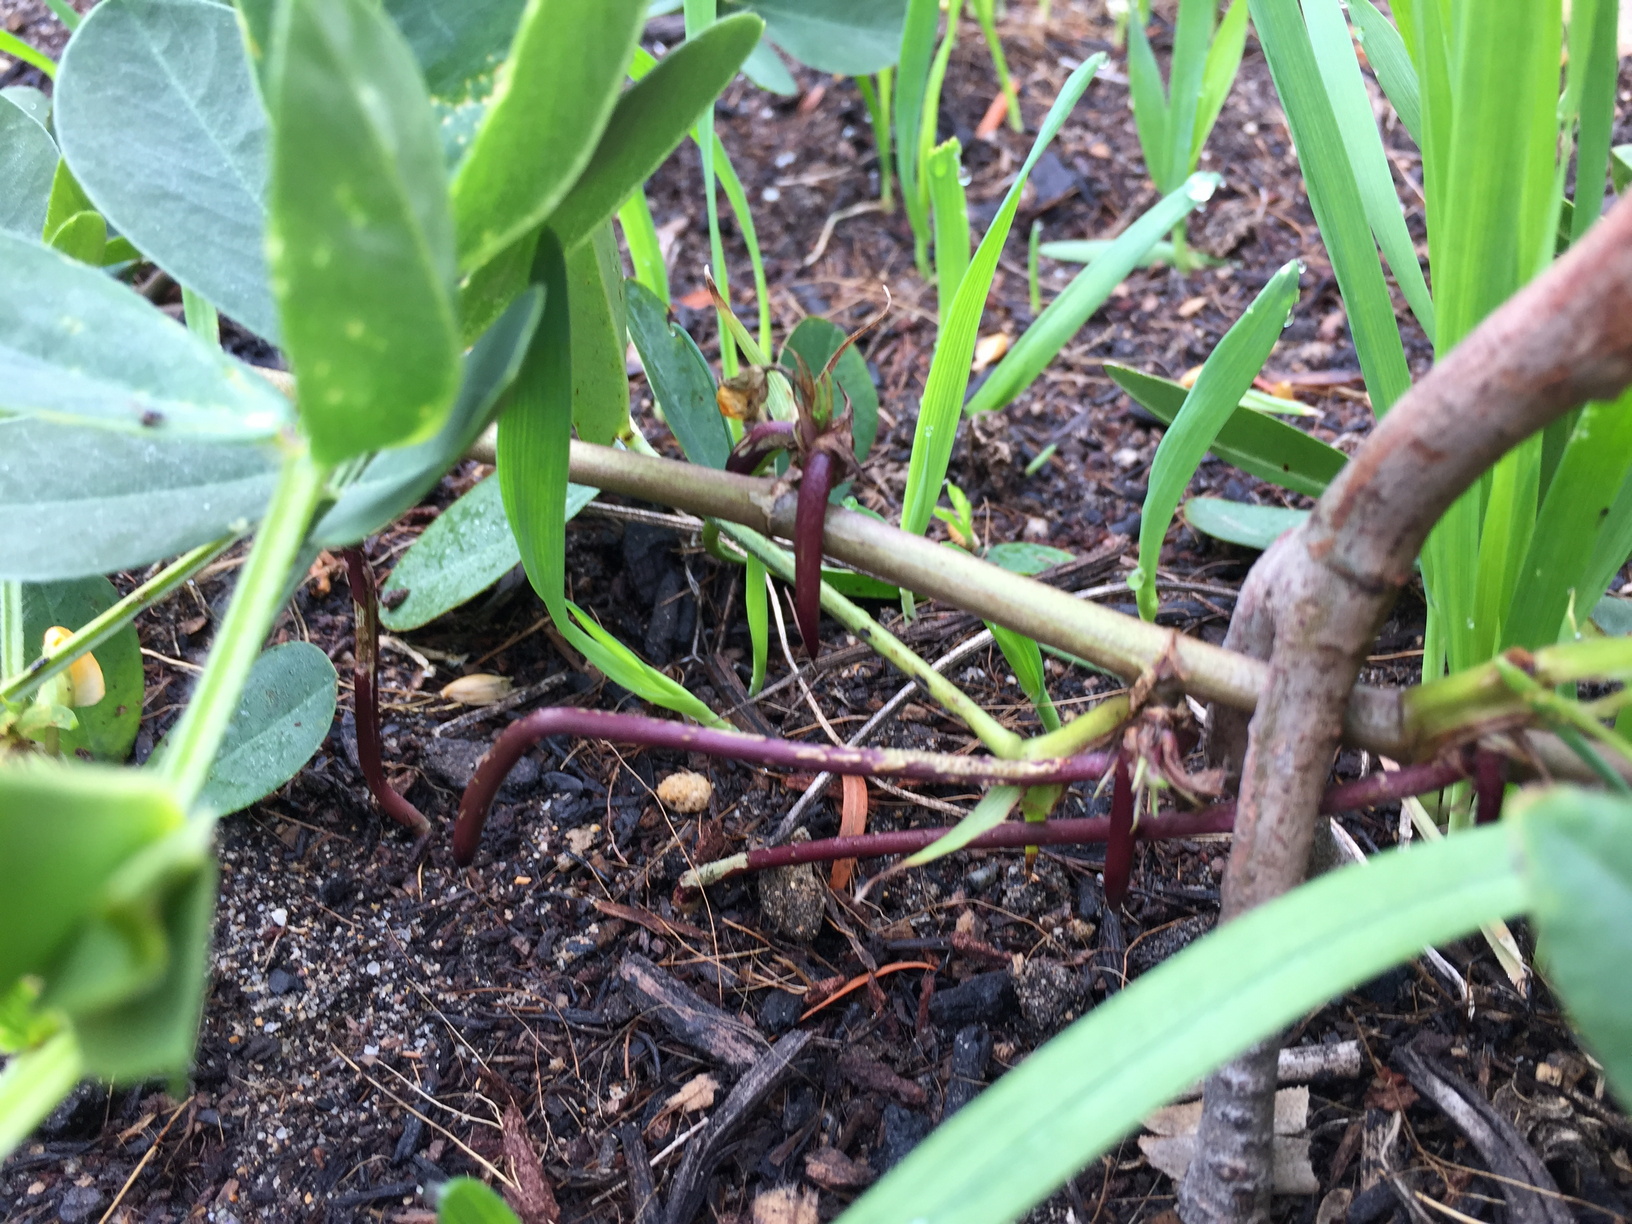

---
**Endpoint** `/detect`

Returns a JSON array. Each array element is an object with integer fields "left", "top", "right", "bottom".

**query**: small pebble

[
  {"left": 657, "top": 771, "right": 713, "bottom": 813},
  {"left": 56, "top": 1184, "right": 106, "bottom": 1224}
]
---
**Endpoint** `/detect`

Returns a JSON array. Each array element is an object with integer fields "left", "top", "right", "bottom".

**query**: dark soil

[{"left": 4, "top": 3, "right": 1632, "bottom": 1224}]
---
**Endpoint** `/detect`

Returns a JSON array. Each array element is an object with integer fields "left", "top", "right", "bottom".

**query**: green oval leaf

[
  {"left": 268, "top": 0, "right": 461, "bottom": 463},
  {"left": 193, "top": 640, "right": 336, "bottom": 817},
  {"left": 0, "top": 93, "right": 56, "bottom": 240},
  {"left": 781, "top": 314, "right": 880, "bottom": 462},
  {"left": 21, "top": 576, "right": 145, "bottom": 762},
  {"left": 626, "top": 278, "right": 729, "bottom": 469},
  {"left": 0, "top": 417, "right": 277, "bottom": 582},
  {"left": 55, "top": 0, "right": 278, "bottom": 339},
  {"left": 983, "top": 542, "right": 1075, "bottom": 576},
  {"left": 725, "top": 0, "right": 907, "bottom": 75},
  {"left": 0, "top": 233, "right": 290, "bottom": 440},
  {"left": 1182, "top": 496, "right": 1310, "bottom": 551},
  {"left": 380, "top": 474, "right": 518, "bottom": 631},
  {"left": 1519, "top": 788, "right": 1632, "bottom": 1103},
  {"left": 451, "top": 0, "right": 643, "bottom": 271},
  {"left": 379, "top": 475, "right": 596, "bottom": 632}
]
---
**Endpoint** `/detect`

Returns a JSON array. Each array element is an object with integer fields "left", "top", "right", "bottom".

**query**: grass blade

[
  {"left": 1245, "top": 0, "right": 1411, "bottom": 416},
  {"left": 617, "top": 189, "right": 668, "bottom": 304},
  {"left": 840, "top": 821, "right": 1529, "bottom": 1224},
  {"left": 893, "top": 0, "right": 940, "bottom": 277},
  {"left": 1132, "top": 259, "right": 1301, "bottom": 620},
  {"left": 1503, "top": 390, "right": 1632, "bottom": 650},
  {"left": 1348, "top": 0, "right": 1421, "bottom": 148},
  {"left": 899, "top": 54, "right": 1104, "bottom": 538},
  {"left": 1105, "top": 363, "right": 1346, "bottom": 498},
  {"left": 927, "top": 137, "right": 968, "bottom": 320},
  {"left": 1302, "top": 0, "right": 1434, "bottom": 341},
  {"left": 969, "top": 174, "right": 1216, "bottom": 415},
  {"left": 1191, "top": 0, "right": 1249, "bottom": 165}
]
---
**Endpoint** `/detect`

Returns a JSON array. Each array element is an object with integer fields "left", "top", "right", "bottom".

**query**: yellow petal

[{"left": 42, "top": 627, "right": 105, "bottom": 707}]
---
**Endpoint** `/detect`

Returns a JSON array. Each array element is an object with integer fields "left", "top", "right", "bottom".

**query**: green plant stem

[
  {"left": 0, "top": 31, "right": 55, "bottom": 78},
  {"left": 0, "top": 581, "right": 24, "bottom": 684},
  {"left": 716, "top": 520, "right": 1023, "bottom": 756},
  {"left": 1, "top": 535, "right": 237, "bottom": 704},
  {"left": 161, "top": 447, "right": 330, "bottom": 812},
  {"left": 711, "top": 137, "right": 771, "bottom": 358},
  {"left": 970, "top": 0, "right": 1022, "bottom": 131},
  {"left": 685, "top": 0, "right": 735, "bottom": 379},
  {"left": 564, "top": 439, "right": 1632, "bottom": 779},
  {"left": 1027, "top": 219, "right": 1042, "bottom": 313},
  {"left": 857, "top": 72, "right": 895, "bottom": 211}
]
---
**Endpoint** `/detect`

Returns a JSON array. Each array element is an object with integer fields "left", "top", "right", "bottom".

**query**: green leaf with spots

[
  {"left": 383, "top": 0, "right": 525, "bottom": 165},
  {"left": 450, "top": 0, "right": 643, "bottom": 271},
  {"left": 21, "top": 576, "right": 145, "bottom": 762},
  {"left": 311, "top": 287, "right": 542, "bottom": 548},
  {"left": 267, "top": 0, "right": 461, "bottom": 463}
]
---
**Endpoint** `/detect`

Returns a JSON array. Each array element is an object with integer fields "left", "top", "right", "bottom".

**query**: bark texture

[{"left": 1179, "top": 195, "right": 1632, "bottom": 1224}]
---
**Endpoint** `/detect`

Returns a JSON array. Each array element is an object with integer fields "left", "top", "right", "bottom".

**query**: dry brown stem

[{"left": 1179, "top": 194, "right": 1632, "bottom": 1224}]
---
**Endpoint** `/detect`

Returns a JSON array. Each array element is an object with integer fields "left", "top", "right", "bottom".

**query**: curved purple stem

[
  {"left": 342, "top": 548, "right": 431, "bottom": 837},
  {"left": 1474, "top": 748, "right": 1508, "bottom": 825},
  {"left": 452, "top": 706, "right": 1116, "bottom": 864},
  {"left": 1104, "top": 753, "right": 1135, "bottom": 908},
  {"left": 795, "top": 448, "right": 835, "bottom": 654},
  {"left": 725, "top": 421, "right": 796, "bottom": 475},
  {"left": 687, "top": 754, "right": 1475, "bottom": 888}
]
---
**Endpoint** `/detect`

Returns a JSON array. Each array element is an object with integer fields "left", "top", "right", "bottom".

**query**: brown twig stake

[
  {"left": 342, "top": 547, "right": 431, "bottom": 837},
  {"left": 1178, "top": 193, "right": 1632, "bottom": 1224}
]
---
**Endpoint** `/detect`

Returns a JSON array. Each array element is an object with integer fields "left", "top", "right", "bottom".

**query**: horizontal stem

[
  {"left": 452, "top": 706, "right": 1115, "bottom": 865},
  {"left": 680, "top": 755, "right": 1472, "bottom": 889},
  {"left": 566, "top": 441, "right": 1398, "bottom": 750}
]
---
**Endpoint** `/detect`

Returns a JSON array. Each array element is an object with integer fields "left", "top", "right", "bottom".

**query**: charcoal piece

[
  {"left": 267, "top": 967, "right": 301, "bottom": 996},
  {"left": 618, "top": 953, "right": 769, "bottom": 1070},
  {"left": 759, "top": 989, "right": 805, "bottom": 1034},
  {"left": 876, "top": 1104, "right": 931, "bottom": 1174},
  {"left": 422, "top": 738, "right": 537, "bottom": 798},
  {"left": 392, "top": 1115, "right": 425, "bottom": 1164},
  {"left": 55, "top": 1184, "right": 106, "bottom": 1224},
  {"left": 943, "top": 1024, "right": 992, "bottom": 1117},
  {"left": 928, "top": 971, "right": 1015, "bottom": 1027}
]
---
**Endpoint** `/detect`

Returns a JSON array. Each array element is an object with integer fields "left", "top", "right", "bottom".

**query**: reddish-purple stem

[
  {"left": 343, "top": 547, "right": 432, "bottom": 837},
  {"left": 724, "top": 421, "right": 796, "bottom": 475},
  {"left": 1104, "top": 753, "right": 1135, "bottom": 908},
  {"left": 794, "top": 448, "right": 835, "bottom": 654},
  {"left": 1473, "top": 748, "right": 1507, "bottom": 825},
  {"left": 452, "top": 706, "right": 1116, "bottom": 864},
  {"left": 738, "top": 807, "right": 1236, "bottom": 875},
  {"left": 694, "top": 754, "right": 1474, "bottom": 886}
]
